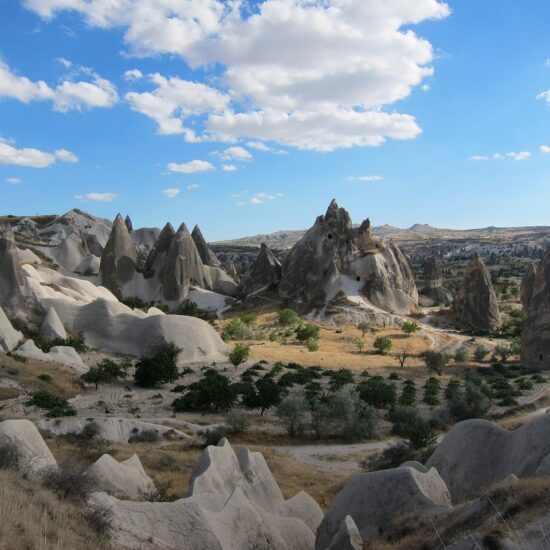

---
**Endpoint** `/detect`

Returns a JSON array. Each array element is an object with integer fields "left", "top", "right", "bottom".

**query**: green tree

[
  {"left": 134, "top": 343, "right": 181, "bottom": 387},
  {"left": 81, "top": 358, "right": 131, "bottom": 390},
  {"left": 421, "top": 350, "right": 450, "bottom": 375},
  {"left": 373, "top": 336, "right": 392, "bottom": 355},
  {"left": 358, "top": 376, "right": 396, "bottom": 409},
  {"left": 354, "top": 338, "right": 365, "bottom": 353},
  {"left": 401, "top": 321, "right": 420, "bottom": 335},
  {"left": 357, "top": 322, "right": 370, "bottom": 338},
  {"left": 276, "top": 390, "right": 308, "bottom": 437},
  {"left": 172, "top": 370, "right": 238, "bottom": 412},
  {"left": 229, "top": 343, "right": 250, "bottom": 366},
  {"left": 295, "top": 324, "right": 321, "bottom": 343},
  {"left": 495, "top": 343, "right": 513, "bottom": 362},
  {"left": 454, "top": 346, "right": 470, "bottom": 363},
  {"left": 474, "top": 345, "right": 490, "bottom": 362},
  {"left": 278, "top": 308, "right": 299, "bottom": 326}
]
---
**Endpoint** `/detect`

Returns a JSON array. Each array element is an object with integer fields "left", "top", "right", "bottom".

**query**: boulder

[
  {"left": 87, "top": 453, "right": 157, "bottom": 500},
  {"left": 74, "top": 254, "right": 100, "bottom": 276},
  {"left": 238, "top": 243, "right": 282, "bottom": 296},
  {"left": 39, "top": 306, "right": 67, "bottom": 341},
  {"left": 100, "top": 214, "right": 138, "bottom": 299},
  {"left": 54, "top": 230, "right": 90, "bottom": 271},
  {"left": 426, "top": 415, "right": 550, "bottom": 502},
  {"left": 453, "top": 253, "right": 501, "bottom": 333},
  {"left": 16, "top": 339, "right": 86, "bottom": 372},
  {"left": 0, "top": 305, "right": 23, "bottom": 352},
  {"left": 89, "top": 438, "right": 322, "bottom": 550},
  {"left": 0, "top": 419, "right": 56, "bottom": 474},
  {"left": 17, "top": 248, "right": 42, "bottom": 264},
  {"left": 279, "top": 200, "right": 417, "bottom": 314},
  {"left": 421, "top": 256, "right": 453, "bottom": 306},
  {"left": 316, "top": 465, "right": 451, "bottom": 547},
  {"left": 192, "top": 225, "right": 220, "bottom": 266},
  {"left": 326, "top": 515, "right": 363, "bottom": 550},
  {"left": 522, "top": 248, "right": 550, "bottom": 368}
]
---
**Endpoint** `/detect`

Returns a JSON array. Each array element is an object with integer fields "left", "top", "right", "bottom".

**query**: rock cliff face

[
  {"left": 100, "top": 214, "right": 138, "bottom": 299},
  {"left": 278, "top": 200, "right": 418, "bottom": 314},
  {"left": 238, "top": 243, "right": 282, "bottom": 296},
  {"left": 191, "top": 225, "right": 220, "bottom": 267},
  {"left": 0, "top": 225, "right": 26, "bottom": 312},
  {"left": 521, "top": 262, "right": 536, "bottom": 316},
  {"left": 420, "top": 256, "right": 453, "bottom": 306},
  {"left": 453, "top": 253, "right": 501, "bottom": 333},
  {"left": 522, "top": 249, "right": 550, "bottom": 367}
]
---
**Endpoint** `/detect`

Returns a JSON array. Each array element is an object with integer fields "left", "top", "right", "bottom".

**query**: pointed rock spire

[
  {"left": 238, "top": 243, "right": 282, "bottom": 297},
  {"left": 0, "top": 224, "right": 25, "bottom": 308},
  {"left": 39, "top": 307, "right": 67, "bottom": 341},
  {"left": 420, "top": 256, "right": 453, "bottom": 306},
  {"left": 191, "top": 225, "right": 220, "bottom": 266},
  {"left": 125, "top": 215, "right": 133, "bottom": 232}
]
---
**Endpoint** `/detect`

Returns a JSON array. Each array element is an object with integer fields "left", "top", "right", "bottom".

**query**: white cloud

[
  {"left": 56, "top": 57, "right": 72, "bottom": 68},
  {"left": 23, "top": 0, "right": 450, "bottom": 151},
  {"left": 249, "top": 191, "right": 282, "bottom": 205},
  {"left": 124, "top": 68, "right": 143, "bottom": 81},
  {"left": 126, "top": 73, "right": 229, "bottom": 137},
  {"left": 187, "top": 183, "right": 200, "bottom": 190},
  {"left": 421, "top": 84, "right": 430, "bottom": 92},
  {"left": 537, "top": 90, "right": 550, "bottom": 104},
  {"left": 167, "top": 159, "right": 214, "bottom": 174},
  {"left": 0, "top": 140, "right": 78, "bottom": 168},
  {"left": 0, "top": 59, "right": 118, "bottom": 111},
  {"left": 216, "top": 146, "right": 252, "bottom": 161},
  {"left": 540, "top": 145, "right": 550, "bottom": 154},
  {"left": 54, "top": 148, "right": 79, "bottom": 163},
  {"left": 246, "top": 141, "right": 288, "bottom": 155},
  {"left": 470, "top": 151, "right": 531, "bottom": 162},
  {"left": 163, "top": 187, "right": 180, "bottom": 198},
  {"left": 5, "top": 177, "right": 22, "bottom": 185},
  {"left": 74, "top": 192, "right": 117, "bottom": 202},
  {"left": 348, "top": 175, "right": 383, "bottom": 182},
  {"left": 222, "top": 164, "right": 237, "bottom": 172}
]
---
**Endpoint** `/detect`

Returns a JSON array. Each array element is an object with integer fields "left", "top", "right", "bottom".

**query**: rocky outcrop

[
  {"left": 420, "top": 256, "right": 453, "bottom": 306},
  {"left": 0, "top": 419, "right": 56, "bottom": 474},
  {"left": 326, "top": 516, "right": 363, "bottom": 550},
  {"left": 87, "top": 454, "right": 157, "bottom": 500},
  {"left": 222, "top": 259, "right": 239, "bottom": 282},
  {"left": 453, "top": 253, "right": 501, "bottom": 333},
  {"left": 124, "top": 215, "right": 133, "bottom": 232},
  {"left": 100, "top": 214, "right": 138, "bottom": 299},
  {"left": 521, "top": 262, "right": 536, "bottom": 316},
  {"left": 316, "top": 465, "right": 451, "bottom": 547},
  {"left": 238, "top": 243, "right": 282, "bottom": 296},
  {"left": 74, "top": 254, "right": 100, "bottom": 276},
  {"left": 279, "top": 200, "right": 418, "bottom": 314},
  {"left": 16, "top": 339, "right": 86, "bottom": 372},
  {"left": 39, "top": 306, "right": 67, "bottom": 341},
  {"left": 522, "top": 249, "right": 550, "bottom": 367},
  {"left": 192, "top": 225, "right": 219, "bottom": 266},
  {"left": 426, "top": 415, "right": 550, "bottom": 502},
  {"left": 0, "top": 225, "right": 26, "bottom": 313},
  {"left": 90, "top": 438, "right": 322, "bottom": 549},
  {"left": 0, "top": 306, "right": 23, "bottom": 352}
]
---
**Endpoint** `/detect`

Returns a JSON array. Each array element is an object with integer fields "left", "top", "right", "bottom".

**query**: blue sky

[{"left": 0, "top": 0, "right": 549, "bottom": 241}]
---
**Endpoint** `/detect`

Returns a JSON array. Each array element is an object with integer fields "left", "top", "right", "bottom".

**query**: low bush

[
  {"left": 128, "top": 429, "right": 161, "bottom": 443},
  {"left": 423, "top": 377, "right": 441, "bottom": 406},
  {"left": 295, "top": 324, "right": 320, "bottom": 343},
  {"left": 0, "top": 440, "right": 20, "bottom": 470},
  {"left": 134, "top": 343, "right": 181, "bottom": 387},
  {"left": 42, "top": 462, "right": 94, "bottom": 500},
  {"left": 229, "top": 343, "right": 250, "bottom": 367},
  {"left": 373, "top": 336, "right": 392, "bottom": 355},
  {"left": 27, "top": 392, "right": 76, "bottom": 417},
  {"left": 358, "top": 376, "right": 396, "bottom": 409},
  {"left": 226, "top": 409, "right": 249, "bottom": 434},
  {"left": 278, "top": 308, "right": 299, "bottom": 326}
]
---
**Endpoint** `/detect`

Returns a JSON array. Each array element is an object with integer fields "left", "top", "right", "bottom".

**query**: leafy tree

[
  {"left": 454, "top": 346, "right": 470, "bottom": 363},
  {"left": 328, "top": 368, "right": 354, "bottom": 391},
  {"left": 495, "top": 343, "right": 513, "bottom": 362},
  {"left": 306, "top": 338, "right": 319, "bottom": 352},
  {"left": 421, "top": 350, "right": 450, "bottom": 375},
  {"left": 357, "top": 322, "right": 370, "bottom": 338},
  {"left": 354, "top": 338, "right": 365, "bottom": 353},
  {"left": 423, "top": 377, "right": 441, "bottom": 406},
  {"left": 406, "top": 422, "right": 438, "bottom": 449},
  {"left": 278, "top": 308, "right": 299, "bottom": 326},
  {"left": 444, "top": 378, "right": 462, "bottom": 401},
  {"left": 243, "top": 376, "right": 282, "bottom": 415},
  {"left": 396, "top": 346, "right": 411, "bottom": 368},
  {"left": 373, "top": 336, "right": 392, "bottom": 355},
  {"left": 229, "top": 343, "right": 250, "bottom": 366},
  {"left": 276, "top": 390, "right": 308, "bottom": 437},
  {"left": 221, "top": 319, "right": 253, "bottom": 341},
  {"left": 358, "top": 376, "right": 396, "bottom": 409},
  {"left": 134, "top": 343, "right": 181, "bottom": 387},
  {"left": 474, "top": 345, "right": 490, "bottom": 362},
  {"left": 401, "top": 321, "right": 420, "bottom": 335},
  {"left": 295, "top": 324, "right": 320, "bottom": 343},
  {"left": 172, "top": 370, "right": 238, "bottom": 412},
  {"left": 448, "top": 381, "right": 491, "bottom": 421},
  {"left": 398, "top": 379, "right": 417, "bottom": 406},
  {"left": 81, "top": 358, "right": 131, "bottom": 390}
]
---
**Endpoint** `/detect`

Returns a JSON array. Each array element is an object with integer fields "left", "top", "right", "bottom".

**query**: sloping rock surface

[
  {"left": 39, "top": 306, "right": 67, "bottom": 340},
  {"left": 238, "top": 243, "right": 282, "bottom": 296},
  {"left": 192, "top": 225, "right": 220, "bottom": 266},
  {"left": 16, "top": 339, "right": 86, "bottom": 372},
  {"left": 0, "top": 305, "right": 22, "bottom": 352}
]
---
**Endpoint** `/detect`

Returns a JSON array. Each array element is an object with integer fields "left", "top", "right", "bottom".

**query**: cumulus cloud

[
  {"left": 167, "top": 159, "right": 214, "bottom": 173},
  {"left": 74, "top": 192, "right": 117, "bottom": 202},
  {"left": 124, "top": 68, "right": 143, "bottom": 81},
  {"left": 249, "top": 191, "right": 283, "bottom": 205},
  {"left": 246, "top": 141, "right": 287, "bottom": 155},
  {"left": 24, "top": 0, "right": 450, "bottom": 151},
  {"left": 216, "top": 146, "right": 252, "bottom": 161},
  {"left": 348, "top": 175, "right": 383, "bottom": 182},
  {"left": 222, "top": 164, "right": 237, "bottom": 171},
  {"left": 540, "top": 145, "right": 550, "bottom": 154},
  {"left": 537, "top": 89, "right": 550, "bottom": 104},
  {"left": 163, "top": 187, "right": 180, "bottom": 198},
  {"left": 5, "top": 177, "right": 22, "bottom": 184},
  {"left": 470, "top": 151, "right": 531, "bottom": 162},
  {"left": 0, "top": 140, "right": 78, "bottom": 168},
  {"left": 0, "top": 59, "right": 118, "bottom": 111}
]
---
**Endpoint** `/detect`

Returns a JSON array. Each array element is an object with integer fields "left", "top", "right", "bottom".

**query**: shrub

[
  {"left": 81, "top": 358, "right": 131, "bottom": 389},
  {"left": 226, "top": 409, "right": 249, "bottom": 434},
  {"left": 86, "top": 502, "right": 113, "bottom": 536},
  {"left": 276, "top": 390, "right": 308, "bottom": 437},
  {"left": 306, "top": 338, "right": 319, "bottom": 352},
  {"left": 361, "top": 441, "right": 414, "bottom": 472},
  {"left": 172, "top": 370, "right": 238, "bottom": 412},
  {"left": 239, "top": 313, "right": 257, "bottom": 327},
  {"left": 42, "top": 462, "right": 94, "bottom": 500},
  {"left": 221, "top": 319, "right": 253, "bottom": 341},
  {"left": 357, "top": 322, "right": 370, "bottom": 338},
  {"left": 445, "top": 378, "right": 462, "bottom": 401},
  {"left": 358, "top": 376, "right": 396, "bottom": 409},
  {"left": 398, "top": 380, "right": 417, "bottom": 406},
  {"left": 421, "top": 350, "right": 450, "bottom": 375},
  {"left": 516, "top": 378, "right": 533, "bottom": 391},
  {"left": 495, "top": 343, "right": 513, "bottom": 362},
  {"left": 34, "top": 333, "right": 87, "bottom": 353},
  {"left": 0, "top": 440, "right": 20, "bottom": 469},
  {"left": 278, "top": 308, "right": 299, "bottom": 326},
  {"left": 295, "top": 324, "right": 320, "bottom": 343},
  {"left": 401, "top": 321, "right": 420, "bottom": 335},
  {"left": 128, "top": 429, "right": 161, "bottom": 443},
  {"left": 27, "top": 392, "right": 76, "bottom": 417},
  {"left": 229, "top": 343, "right": 250, "bottom": 367},
  {"left": 406, "top": 422, "right": 438, "bottom": 449},
  {"left": 448, "top": 381, "right": 491, "bottom": 421},
  {"left": 423, "top": 377, "right": 441, "bottom": 406},
  {"left": 354, "top": 338, "right": 365, "bottom": 353},
  {"left": 179, "top": 300, "right": 200, "bottom": 317},
  {"left": 454, "top": 346, "right": 470, "bottom": 363},
  {"left": 37, "top": 373, "right": 52, "bottom": 382},
  {"left": 373, "top": 336, "right": 392, "bottom": 355},
  {"left": 389, "top": 405, "right": 422, "bottom": 437},
  {"left": 134, "top": 343, "right": 181, "bottom": 387},
  {"left": 328, "top": 368, "right": 354, "bottom": 390},
  {"left": 474, "top": 345, "right": 490, "bottom": 362}
]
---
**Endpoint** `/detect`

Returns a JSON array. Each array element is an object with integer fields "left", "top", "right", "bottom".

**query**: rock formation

[
  {"left": 453, "top": 253, "right": 501, "bottom": 333},
  {"left": 315, "top": 465, "right": 451, "bottom": 547},
  {"left": 521, "top": 249, "right": 550, "bottom": 367},
  {"left": 0, "top": 225, "right": 26, "bottom": 313},
  {"left": 16, "top": 339, "right": 86, "bottom": 372},
  {"left": 521, "top": 262, "right": 536, "bottom": 316},
  {"left": 426, "top": 415, "right": 550, "bottom": 502},
  {"left": 100, "top": 214, "right": 138, "bottom": 299},
  {"left": 238, "top": 243, "right": 282, "bottom": 296},
  {"left": 420, "top": 256, "right": 453, "bottom": 306},
  {"left": 0, "top": 306, "right": 23, "bottom": 352},
  {"left": 86, "top": 454, "right": 157, "bottom": 501},
  {"left": 90, "top": 438, "right": 322, "bottom": 549},
  {"left": 279, "top": 200, "right": 418, "bottom": 315},
  {"left": 124, "top": 215, "right": 133, "bottom": 232},
  {"left": 325, "top": 516, "right": 363, "bottom": 550},
  {"left": 74, "top": 254, "right": 100, "bottom": 276},
  {"left": 222, "top": 259, "right": 239, "bottom": 282},
  {"left": 39, "top": 306, "right": 67, "bottom": 341},
  {"left": 0, "top": 419, "right": 56, "bottom": 474},
  {"left": 191, "top": 225, "right": 220, "bottom": 266}
]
